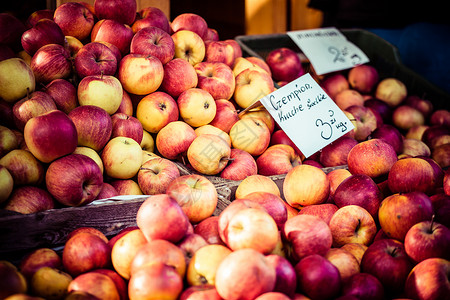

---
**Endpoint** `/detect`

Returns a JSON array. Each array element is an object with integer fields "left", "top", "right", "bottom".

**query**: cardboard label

[
  {"left": 258, "top": 73, "right": 354, "bottom": 158},
  {"left": 287, "top": 27, "right": 369, "bottom": 75}
]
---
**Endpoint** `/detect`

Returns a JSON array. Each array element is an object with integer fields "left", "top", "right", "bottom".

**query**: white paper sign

[
  {"left": 259, "top": 73, "right": 354, "bottom": 158},
  {"left": 287, "top": 27, "right": 369, "bottom": 75}
]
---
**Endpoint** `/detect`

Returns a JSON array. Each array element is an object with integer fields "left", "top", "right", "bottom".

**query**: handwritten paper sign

[
  {"left": 258, "top": 73, "right": 354, "bottom": 158},
  {"left": 287, "top": 27, "right": 369, "bottom": 75}
]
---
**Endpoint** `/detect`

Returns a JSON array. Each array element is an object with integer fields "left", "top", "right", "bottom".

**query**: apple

[
  {"left": 402, "top": 138, "right": 431, "bottom": 157},
  {"left": 334, "top": 89, "right": 365, "bottom": 111},
  {"left": 91, "top": 19, "right": 134, "bottom": 56},
  {"left": 430, "top": 109, "right": 450, "bottom": 127},
  {"left": 387, "top": 157, "right": 440, "bottom": 195},
  {"left": 68, "top": 105, "right": 112, "bottom": 151},
  {"left": 23, "top": 110, "right": 77, "bottom": 163},
  {"left": 101, "top": 136, "right": 142, "bottom": 180},
  {"left": 137, "top": 157, "right": 180, "bottom": 195},
  {"left": 177, "top": 233, "right": 208, "bottom": 266},
  {"left": 66, "top": 227, "right": 108, "bottom": 244},
  {"left": 265, "top": 47, "right": 304, "bottom": 83},
  {"left": 172, "top": 30, "right": 206, "bottom": 66},
  {"left": 329, "top": 205, "right": 377, "bottom": 247},
  {"left": 229, "top": 117, "right": 271, "bottom": 156},
  {"left": 297, "top": 203, "right": 338, "bottom": 225},
  {"left": 431, "top": 144, "right": 450, "bottom": 169},
  {"left": 116, "top": 89, "right": 133, "bottom": 116},
  {"left": 341, "top": 272, "right": 385, "bottom": 300},
  {"left": 43, "top": 79, "right": 78, "bottom": 114},
  {"left": 294, "top": 254, "right": 341, "bottom": 300},
  {"left": 232, "top": 56, "right": 270, "bottom": 77},
  {"left": 178, "top": 88, "right": 217, "bottom": 127},
  {"left": 205, "top": 27, "right": 220, "bottom": 42},
  {"left": 65, "top": 35, "right": 84, "bottom": 57},
  {"left": 0, "top": 58, "right": 35, "bottom": 103},
  {"left": 319, "top": 135, "right": 358, "bottom": 167},
  {"left": 344, "top": 104, "right": 378, "bottom": 141},
  {"left": 134, "top": 6, "right": 170, "bottom": 34},
  {"left": 161, "top": 58, "right": 198, "bottom": 98},
  {"left": 155, "top": 120, "right": 197, "bottom": 160},
  {"left": 111, "top": 112, "right": 143, "bottom": 144},
  {"left": 246, "top": 56, "right": 271, "bottom": 76},
  {"left": 187, "top": 134, "right": 230, "bottom": 175},
  {"left": 371, "top": 123, "right": 404, "bottom": 154},
  {"left": 406, "top": 124, "right": 429, "bottom": 140},
  {"left": 404, "top": 220, "right": 450, "bottom": 264},
  {"left": 67, "top": 271, "right": 120, "bottom": 300},
  {"left": 140, "top": 130, "right": 154, "bottom": 154},
  {"left": 361, "top": 238, "right": 414, "bottom": 296},
  {"left": 21, "top": 19, "right": 65, "bottom": 56},
  {"left": 3, "top": 186, "right": 55, "bottom": 214},
  {"left": 283, "top": 164, "right": 330, "bottom": 209},
  {"left": 165, "top": 174, "right": 218, "bottom": 223},
  {"left": 0, "top": 12, "right": 27, "bottom": 49},
  {"left": 128, "top": 262, "right": 183, "bottom": 300},
  {"left": 118, "top": 53, "right": 164, "bottom": 95},
  {"left": 194, "top": 61, "right": 235, "bottom": 100},
  {"left": 45, "top": 153, "right": 103, "bottom": 207},
  {"left": 405, "top": 258, "right": 450, "bottom": 300},
  {"left": 209, "top": 99, "right": 239, "bottom": 133},
  {"left": 240, "top": 108, "right": 276, "bottom": 134},
  {"left": 130, "top": 26, "right": 175, "bottom": 64},
  {"left": 73, "top": 146, "right": 104, "bottom": 175},
  {"left": 0, "top": 149, "right": 44, "bottom": 186},
  {"left": 284, "top": 213, "right": 333, "bottom": 262},
  {"left": 54, "top": 2, "right": 94, "bottom": 41},
  {"left": 77, "top": 74, "right": 123, "bottom": 115},
  {"left": 171, "top": 13, "right": 209, "bottom": 40},
  {"left": 179, "top": 284, "right": 222, "bottom": 300},
  {"left": 347, "top": 138, "right": 398, "bottom": 180},
  {"left": 110, "top": 179, "right": 143, "bottom": 195},
  {"left": 195, "top": 124, "right": 231, "bottom": 146},
  {"left": 194, "top": 215, "right": 225, "bottom": 245},
  {"left": 30, "top": 43, "right": 72, "bottom": 84},
  {"left": 264, "top": 254, "right": 297, "bottom": 298},
  {"left": 404, "top": 95, "right": 434, "bottom": 119},
  {"left": 256, "top": 144, "right": 301, "bottom": 176},
  {"left": 378, "top": 191, "right": 434, "bottom": 241},
  {"left": 136, "top": 193, "right": 190, "bottom": 243},
  {"left": 220, "top": 148, "right": 258, "bottom": 181},
  {"left": 215, "top": 248, "right": 276, "bottom": 299},
  {"left": 320, "top": 72, "right": 349, "bottom": 100},
  {"left": 340, "top": 243, "right": 368, "bottom": 265},
  {"left": 94, "top": 0, "right": 136, "bottom": 25},
  {"left": 29, "top": 266, "right": 72, "bottom": 300},
  {"left": 0, "top": 165, "right": 13, "bottom": 203},
  {"left": 204, "top": 41, "right": 235, "bottom": 67},
  {"left": 347, "top": 64, "right": 379, "bottom": 94},
  {"left": 325, "top": 247, "right": 360, "bottom": 284},
  {"left": 421, "top": 125, "right": 450, "bottom": 148},
  {"left": 186, "top": 244, "right": 231, "bottom": 286},
  {"left": 270, "top": 129, "right": 303, "bottom": 157},
  {"left": 95, "top": 182, "right": 118, "bottom": 200},
  {"left": 233, "top": 68, "right": 275, "bottom": 109},
  {"left": 90, "top": 269, "right": 127, "bottom": 300},
  {"left": 242, "top": 191, "right": 288, "bottom": 230},
  {"left": 12, "top": 91, "right": 57, "bottom": 131},
  {"left": 333, "top": 174, "right": 383, "bottom": 218},
  {"left": 364, "top": 97, "right": 393, "bottom": 124},
  {"left": 327, "top": 168, "right": 352, "bottom": 197},
  {"left": 392, "top": 105, "right": 426, "bottom": 131},
  {"left": 0, "top": 260, "right": 28, "bottom": 299},
  {"left": 375, "top": 77, "right": 407, "bottom": 107},
  {"left": 74, "top": 42, "right": 118, "bottom": 79},
  {"left": 234, "top": 174, "right": 281, "bottom": 198},
  {"left": 19, "top": 247, "right": 61, "bottom": 282},
  {"left": 62, "top": 231, "right": 111, "bottom": 277},
  {"left": 136, "top": 91, "right": 178, "bottom": 134}
]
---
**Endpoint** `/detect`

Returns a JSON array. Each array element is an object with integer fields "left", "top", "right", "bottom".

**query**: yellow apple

[
  {"left": 0, "top": 58, "right": 35, "bottom": 102},
  {"left": 233, "top": 68, "right": 275, "bottom": 109},
  {"left": 195, "top": 124, "right": 231, "bottom": 146},
  {"left": 229, "top": 117, "right": 271, "bottom": 156},
  {"left": 140, "top": 129, "right": 155, "bottom": 153},
  {"left": 172, "top": 30, "right": 205, "bottom": 66},
  {"left": 235, "top": 174, "right": 281, "bottom": 198},
  {"left": 101, "top": 136, "right": 143, "bottom": 179}
]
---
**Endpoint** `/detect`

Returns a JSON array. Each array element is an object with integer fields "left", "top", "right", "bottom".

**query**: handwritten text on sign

[
  {"left": 259, "top": 73, "right": 354, "bottom": 158},
  {"left": 287, "top": 27, "right": 369, "bottom": 75}
]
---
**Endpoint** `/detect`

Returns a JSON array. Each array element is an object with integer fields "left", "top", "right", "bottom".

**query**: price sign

[
  {"left": 287, "top": 27, "right": 369, "bottom": 75},
  {"left": 258, "top": 73, "right": 354, "bottom": 158}
]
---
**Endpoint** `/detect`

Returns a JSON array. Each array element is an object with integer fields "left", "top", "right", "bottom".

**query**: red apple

[
  {"left": 348, "top": 64, "right": 379, "bottom": 94},
  {"left": 21, "top": 19, "right": 65, "bottom": 56},
  {"left": 134, "top": 6, "right": 170, "bottom": 33},
  {"left": 347, "top": 138, "right": 398, "bottom": 180},
  {"left": 136, "top": 91, "right": 178, "bottom": 134},
  {"left": 361, "top": 238, "right": 414, "bottom": 296},
  {"left": 204, "top": 28, "right": 220, "bottom": 42},
  {"left": 24, "top": 109, "right": 77, "bottom": 163},
  {"left": 321, "top": 72, "right": 349, "bottom": 100},
  {"left": 90, "top": 269, "right": 127, "bottom": 300},
  {"left": 265, "top": 47, "right": 304, "bottom": 83},
  {"left": 91, "top": 19, "right": 134, "bottom": 56},
  {"left": 325, "top": 247, "right": 360, "bottom": 284},
  {"left": 404, "top": 95, "right": 434, "bottom": 119},
  {"left": 256, "top": 144, "right": 302, "bottom": 176},
  {"left": 30, "top": 43, "right": 72, "bottom": 83},
  {"left": 45, "top": 153, "right": 103, "bottom": 207},
  {"left": 404, "top": 220, "right": 450, "bottom": 263},
  {"left": 94, "top": 0, "right": 137, "bottom": 25},
  {"left": 12, "top": 91, "right": 57, "bottom": 131},
  {"left": 371, "top": 123, "right": 404, "bottom": 154},
  {"left": 161, "top": 57, "right": 198, "bottom": 98},
  {"left": 54, "top": 2, "right": 95, "bottom": 41},
  {"left": 204, "top": 40, "right": 235, "bottom": 67},
  {"left": 215, "top": 248, "right": 276, "bottom": 299},
  {"left": 319, "top": 135, "right": 358, "bottom": 167},
  {"left": 179, "top": 284, "right": 221, "bottom": 300},
  {"left": 137, "top": 157, "right": 180, "bottom": 195},
  {"left": 0, "top": 13, "right": 27, "bottom": 50},
  {"left": 220, "top": 148, "right": 258, "bottom": 181},
  {"left": 95, "top": 182, "right": 119, "bottom": 200},
  {"left": 3, "top": 185, "right": 55, "bottom": 214},
  {"left": 19, "top": 247, "right": 62, "bottom": 282},
  {"left": 67, "top": 271, "right": 120, "bottom": 300},
  {"left": 130, "top": 26, "right": 175, "bottom": 64},
  {"left": 110, "top": 112, "right": 143, "bottom": 144},
  {"left": 195, "top": 61, "right": 235, "bottom": 100},
  {"left": 43, "top": 79, "right": 78, "bottom": 114},
  {"left": 344, "top": 104, "right": 378, "bottom": 141},
  {"left": 333, "top": 174, "right": 383, "bottom": 218},
  {"left": 171, "top": 13, "right": 208, "bottom": 40},
  {"left": 297, "top": 203, "right": 339, "bottom": 225},
  {"left": 283, "top": 214, "right": 333, "bottom": 262},
  {"left": 378, "top": 191, "right": 434, "bottom": 241},
  {"left": 194, "top": 215, "right": 226, "bottom": 246},
  {"left": 392, "top": 105, "right": 426, "bottom": 131},
  {"left": 341, "top": 272, "right": 385, "bottom": 300},
  {"left": 294, "top": 254, "right": 341, "bottom": 300},
  {"left": 430, "top": 109, "right": 450, "bottom": 127},
  {"left": 155, "top": 120, "right": 196, "bottom": 160},
  {"left": 74, "top": 42, "right": 118, "bottom": 78},
  {"left": 329, "top": 205, "right": 378, "bottom": 247},
  {"left": 209, "top": 99, "right": 239, "bottom": 134},
  {"left": 405, "top": 258, "right": 450, "bottom": 300},
  {"left": 364, "top": 98, "right": 393, "bottom": 124},
  {"left": 176, "top": 233, "right": 208, "bottom": 266},
  {"left": 136, "top": 194, "right": 190, "bottom": 243},
  {"left": 334, "top": 89, "right": 365, "bottom": 111},
  {"left": 265, "top": 254, "right": 297, "bottom": 298}
]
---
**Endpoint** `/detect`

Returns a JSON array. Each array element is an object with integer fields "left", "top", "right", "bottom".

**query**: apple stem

[
  {"left": 429, "top": 214, "right": 435, "bottom": 233},
  {"left": 26, "top": 87, "right": 31, "bottom": 99}
]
